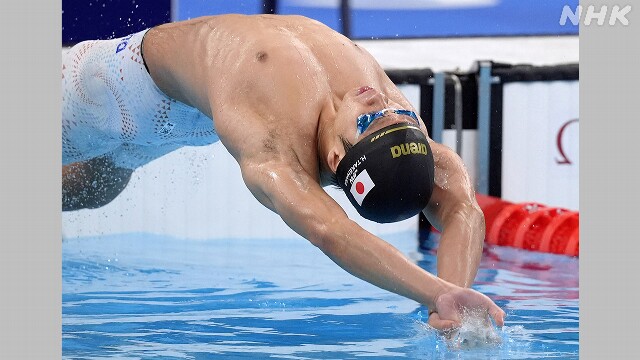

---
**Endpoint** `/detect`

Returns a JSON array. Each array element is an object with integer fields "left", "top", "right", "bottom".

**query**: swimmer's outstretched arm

[
  {"left": 239, "top": 156, "right": 504, "bottom": 329},
  {"left": 421, "top": 141, "right": 488, "bottom": 327}
]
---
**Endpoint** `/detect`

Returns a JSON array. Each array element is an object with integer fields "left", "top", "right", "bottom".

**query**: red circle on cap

[{"left": 356, "top": 182, "right": 365, "bottom": 194}]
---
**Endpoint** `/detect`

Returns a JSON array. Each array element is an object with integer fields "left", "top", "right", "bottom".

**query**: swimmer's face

[
  {"left": 356, "top": 109, "right": 420, "bottom": 137},
  {"left": 336, "top": 86, "right": 421, "bottom": 144},
  {"left": 325, "top": 86, "right": 425, "bottom": 183}
]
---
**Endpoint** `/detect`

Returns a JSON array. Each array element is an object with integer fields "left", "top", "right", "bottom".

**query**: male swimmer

[{"left": 62, "top": 14, "right": 505, "bottom": 332}]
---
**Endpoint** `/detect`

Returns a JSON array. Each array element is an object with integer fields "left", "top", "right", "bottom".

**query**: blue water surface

[{"left": 63, "top": 232, "right": 578, "bottom": 359}]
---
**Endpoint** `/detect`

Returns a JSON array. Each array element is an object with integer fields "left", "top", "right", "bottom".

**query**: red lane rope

[{"left": 475, "top": 194, "right": 579, "bottom": 257}]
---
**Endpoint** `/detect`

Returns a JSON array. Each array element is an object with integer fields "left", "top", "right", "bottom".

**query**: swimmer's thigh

[{"left": 62, "top": 155, "right": 133, "bottom": 211}]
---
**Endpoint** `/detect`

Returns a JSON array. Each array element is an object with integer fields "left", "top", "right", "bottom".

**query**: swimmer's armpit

[{"left": 62, "top": 156, "right": 133, "bottom": 211}]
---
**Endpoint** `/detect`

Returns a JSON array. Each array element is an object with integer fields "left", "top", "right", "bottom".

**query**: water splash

[
  {"left": 407, "top": 309, "right": 536, "bottom": 359},
  {"left": 446, "top": 308, "right": 502, "bottom": 350}
]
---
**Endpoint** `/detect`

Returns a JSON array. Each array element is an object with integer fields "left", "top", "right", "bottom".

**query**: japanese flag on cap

[
  {"left": 350, "top": 169, "right": 375, "bottom": 206},
  {"left": 336, "top": 123, "right": 435, "bottom": 223}
]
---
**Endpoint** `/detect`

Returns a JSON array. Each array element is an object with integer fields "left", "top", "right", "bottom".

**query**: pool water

[{"left": 62, "top": 232, "right": 578, "bottom": 359}]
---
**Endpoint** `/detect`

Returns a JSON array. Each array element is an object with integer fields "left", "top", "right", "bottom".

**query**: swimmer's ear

[
  {"left": 327, "top": 135, "right": 353, "bottom": 173},
  {"left": 327, "top": 147, "right": 342, "bottom": 174}
]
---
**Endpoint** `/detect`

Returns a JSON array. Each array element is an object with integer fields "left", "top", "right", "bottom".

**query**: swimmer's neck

[{"left": 316, "top": 94, "right": 343, "bottom": 187}]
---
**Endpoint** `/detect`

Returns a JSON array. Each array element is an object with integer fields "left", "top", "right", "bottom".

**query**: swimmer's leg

[{"left": 62, "top": 155, "right": 133, "bottom": 211}]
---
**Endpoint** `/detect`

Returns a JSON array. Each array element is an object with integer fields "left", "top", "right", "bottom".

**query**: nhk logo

[
  {"left": 390, "top": 142, "right": 428, "bottom": 158},
  {"left": 560, "top": 5, "right": 632, "bottom": 26}
]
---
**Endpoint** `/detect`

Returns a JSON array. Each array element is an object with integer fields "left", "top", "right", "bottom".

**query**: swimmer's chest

[{"left": 210, "top": 29, "right": 383, "bottom": 97}]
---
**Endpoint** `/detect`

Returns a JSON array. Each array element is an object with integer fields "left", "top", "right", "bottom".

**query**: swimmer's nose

[
  {"left": 355, "top": 86, "right": 387, "bottom": 106},
  {"left": 352, "top": 86, "right": 388, "bottom": 108},
  {"left": 365, "top": 90, "right": 388, "bottom": 107}
]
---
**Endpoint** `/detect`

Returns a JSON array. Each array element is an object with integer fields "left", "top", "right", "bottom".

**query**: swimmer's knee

[{"left": 62, "top": 156, "right": 134, "bottom": 211}]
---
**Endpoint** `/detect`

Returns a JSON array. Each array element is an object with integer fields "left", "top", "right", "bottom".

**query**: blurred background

[{"left": 62, "top": 0, "right": 578, "bottom": 44}]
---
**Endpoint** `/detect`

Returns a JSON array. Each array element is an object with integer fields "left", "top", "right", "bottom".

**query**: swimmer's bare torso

[
  {"left": 63, "top": 15, "right": 506, "bottom": 331},
  {"left": 142, "top": 14, "right": 419, "bottom": 186}
]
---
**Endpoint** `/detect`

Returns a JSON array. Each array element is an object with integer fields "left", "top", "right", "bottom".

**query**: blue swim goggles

[{"left": 356, "top": 108, "right": 420, "bottom": 137}]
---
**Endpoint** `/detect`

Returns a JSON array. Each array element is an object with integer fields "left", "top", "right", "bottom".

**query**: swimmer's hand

[{"left": 428, "top": 287, "right": 505, "bottom": 332}]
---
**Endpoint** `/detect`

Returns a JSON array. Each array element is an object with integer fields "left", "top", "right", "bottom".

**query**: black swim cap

[{"left": 336, "top": 123, "right": 435, "bottom": 223}]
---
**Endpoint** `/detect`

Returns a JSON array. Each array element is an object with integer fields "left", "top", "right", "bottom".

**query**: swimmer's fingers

[
  {"left": 488, "top": 305, "right": 506, "bottom": 327},
  {"left": 434, "top": 287, "right": 505, "bottom": 329},
  {"left": 427, "top": 311, "right": 460, "bottom": 332},
  {"left": 473, "top": 291, "right": 505, "bottom": 328},
  {"left": 432, "top": 293, "right": 464, "bottom": 330}
]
